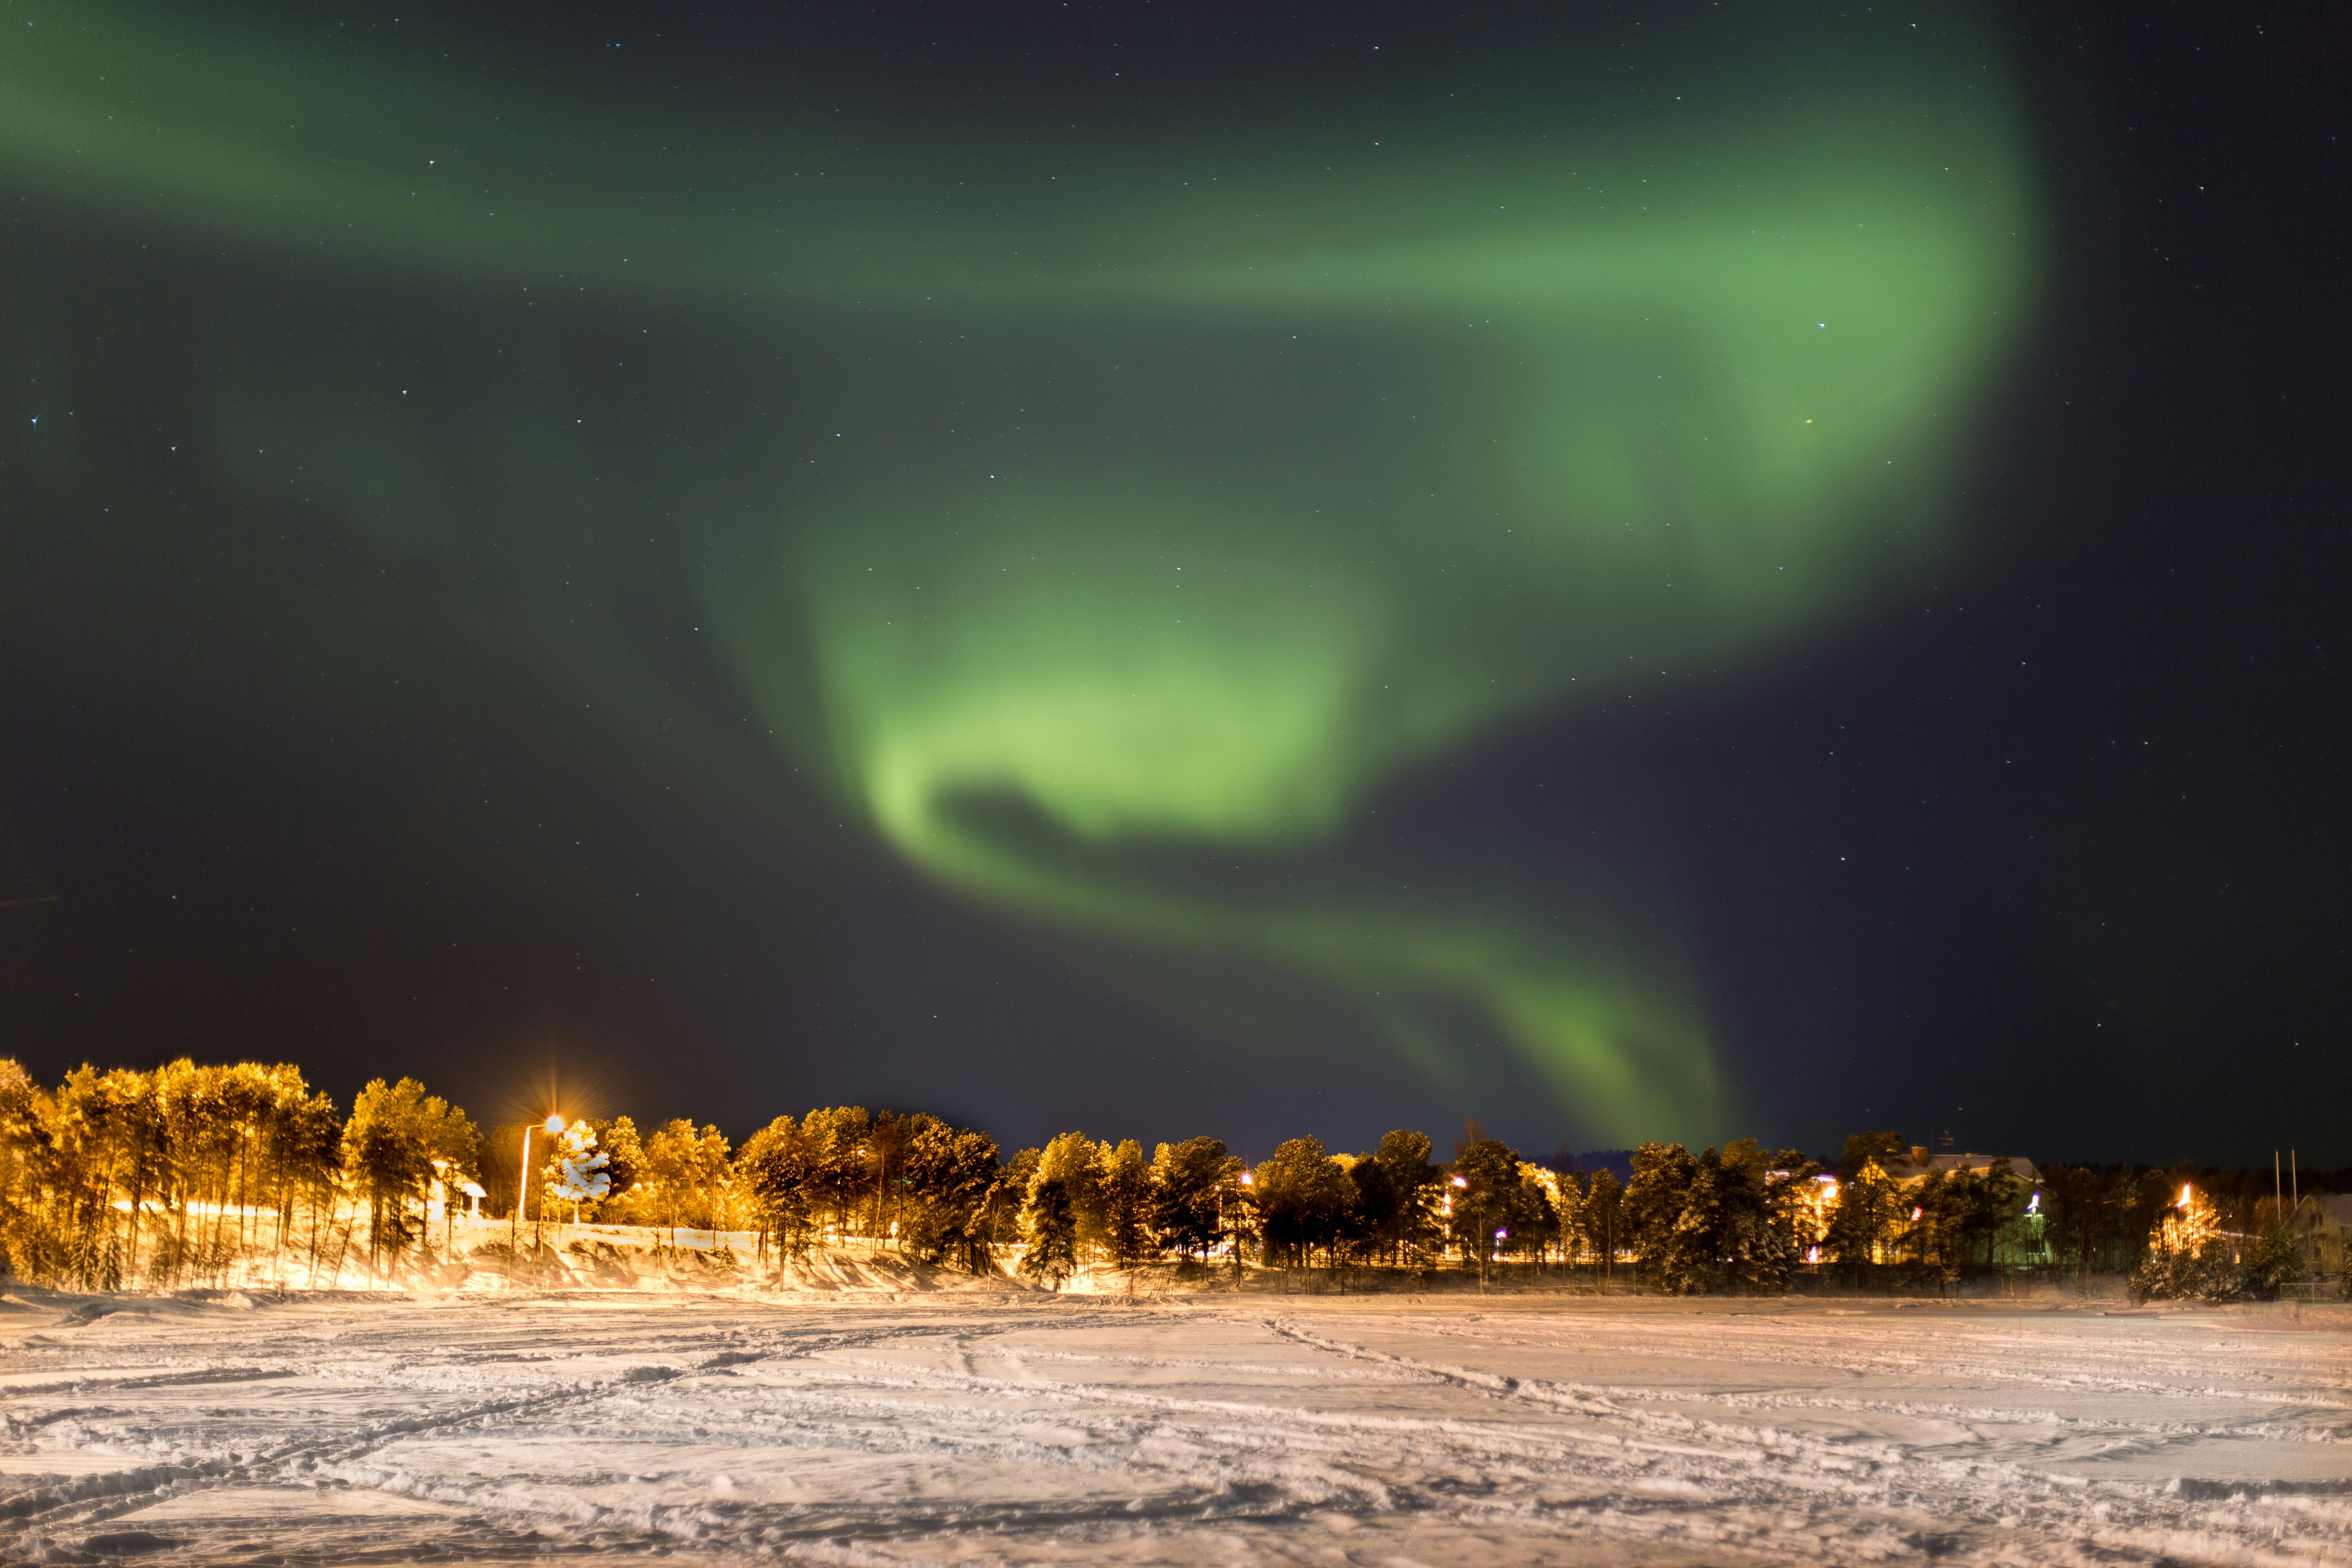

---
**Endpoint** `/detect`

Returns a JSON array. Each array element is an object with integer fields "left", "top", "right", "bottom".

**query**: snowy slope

[{"left": 1, "top": 1289, "right": 2344, "bottom": 1565}]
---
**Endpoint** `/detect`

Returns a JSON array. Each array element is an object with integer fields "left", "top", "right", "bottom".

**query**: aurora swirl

[{"left": 1, "top": 6, "right": 2038, "bottom": 1142}]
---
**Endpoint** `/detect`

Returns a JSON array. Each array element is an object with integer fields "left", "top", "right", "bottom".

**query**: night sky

[{"left": 2, "top": 1, "right": 2344, "bottom": 1167}]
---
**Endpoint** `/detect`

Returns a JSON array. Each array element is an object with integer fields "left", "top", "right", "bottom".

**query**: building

[
  {"left": 2288, "top": 1194, "right": 2352, "bottom": 1277},
  {"left": 1881, "top": 1149, "right": 2043, "bottom": 1187}
]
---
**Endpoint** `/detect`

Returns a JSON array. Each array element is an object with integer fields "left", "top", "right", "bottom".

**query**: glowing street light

[
  {"left": 1220, "top": 1167, "right": 1254, "bottom": 1280},
  {"left": 512, "top": 1113, "right": 566, "bottom": 1253}
]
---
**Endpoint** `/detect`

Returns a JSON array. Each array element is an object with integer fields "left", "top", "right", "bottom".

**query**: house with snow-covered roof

[
  {"left": 2288, "top": 1193, "right": 2352, "bottom": 1276},
  {"left": 1882, "top": 1148, "right": 2042, "bottom": 1187}
]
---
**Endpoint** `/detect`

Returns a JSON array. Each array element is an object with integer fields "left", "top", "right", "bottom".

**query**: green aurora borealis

[{"left": 3, "top": 7, "right": 2039, "bottom": 1142}]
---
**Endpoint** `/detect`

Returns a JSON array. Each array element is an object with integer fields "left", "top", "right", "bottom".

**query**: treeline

[
  {"left": 2027, "top": 1162, "right": 2309, "bottom": 1281},
  {"left": 2124, "top": 1176, "right": 2307, "bottom": 1305},
  {"left": 0, "top": 1058, "right": 473, "bottom": 1290},
  {"left": 0, "top": 1057, "right": 2332, "bottom": 1296}
]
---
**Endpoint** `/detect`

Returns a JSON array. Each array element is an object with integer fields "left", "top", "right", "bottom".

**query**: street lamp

[
  {"left": 1227, "top": 1167, "right": 1255, "bottom": 1283},
  {"left": 513, "top": 1114, "right": 564, "bottom": 1254}
]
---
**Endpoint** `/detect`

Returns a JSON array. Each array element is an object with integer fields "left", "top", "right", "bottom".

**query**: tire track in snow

[
  {"left": 1267, "top": 1314, "right": 2352, "bottom": 1566},
  {"left": 1378, "top": 1316, "right": 2352, "bottom": 1448},
  {"left": 0, "top": 1304, "right": 958, "bottom": 1555},
  {"left": 7, "top": 1296, "right": 2345, "bottom": 1565}
]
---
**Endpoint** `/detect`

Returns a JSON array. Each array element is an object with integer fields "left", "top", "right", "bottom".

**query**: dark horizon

[{"left": 2, "top": 0, "right": 2345, "bottom": 1169}]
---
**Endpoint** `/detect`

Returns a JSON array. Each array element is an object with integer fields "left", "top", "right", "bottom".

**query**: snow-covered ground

[{"left": 1, "top": 1281, "right": 2345, "bottom": 1565}]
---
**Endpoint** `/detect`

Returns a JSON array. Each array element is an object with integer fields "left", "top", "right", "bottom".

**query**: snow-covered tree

[{"left": 546, "top": 1120, "right": 610, "bottom": 1227}]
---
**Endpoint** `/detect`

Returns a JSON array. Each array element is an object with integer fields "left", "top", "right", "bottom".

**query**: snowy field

[{"left": 1, "top": 1285, "right": 2346, "bottom": 1566}]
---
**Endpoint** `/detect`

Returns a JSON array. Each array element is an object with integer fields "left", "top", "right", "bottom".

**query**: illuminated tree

[
  {"left": 639, "top": 1118, "right": 737, "bottom": 1245},
  {"left": 1580, "top": 1166, "right": 1624, "bottom": 1280},
  {"left": 1508, "top": 1163, "right": 1564, "bottom": 1270},
  {"left": 1448, "top": 1138, "right": 1526, "bottom": 1286},
  {"left": 1350, "top": 1129, "right": 1442, "bottom": 1267},
  {"left": 1095, "top": 1138, "right": 1153, "bottom": 1267},
  {"left": 1020, "top": 1172, "right": 1079, "bottom": 1289},
  {"left": 1655, "top": 1140, "right": 1785, "bottom": 1294},
  {"left": 899, "top": 1117, "right": 1002, "bottom": 1274},
  {"left": 1256, "top": 1136, "right": 1356, "bottom": 1272},
  {"left": 1841, "top": 1131, "right": 1909, "bottom": 1170},
  {"left": 343, "top": 1077, "right": 475, "bottom": 1272},
  {"left": 2131, "top": 1182, "right": 2238, "bottom": 1302},
  {"left": 799, "top": 1107, "right": 872, "bottom": 1240},
  {"left": 1751, "top": 1147, "right": 1822, "bottom": 1291},
  {"left": 1149, "top": 1136, "right": 1234, "bottom": 1264},
  {"left": 590, "top": 1116, "right": 644, "bottom": 1216},
  {"left": 1625, "top": 1142, "right": 1698, "bottom": 1286},
  {"left": 1033, "top": 1131, "right": 1107, "bottom": 1259},
  {"left": 1547, "top": 1167, "right": 1586, "bottom": 1266},
  {"left": 47, "top": 1066, "right": 168, "bottom": 1290},
  {"left": 1825, "top": 1158, "right": 1902, "bottom": 1280},
  {"left": 736, "top": 1115, "right": 814, "bottom": 1263},
  {"left": 0, "top": 1059, "right": 49, "bottom": 1282},
  {"left": 546, "top": 1120, "right": 611, "bottom": 1227}
]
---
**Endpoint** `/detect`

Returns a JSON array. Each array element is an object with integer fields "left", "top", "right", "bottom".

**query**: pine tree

[
  {"left": 1449, "top": 1138, "right": 1525, "bottom": 1287},
  {"left": 1581, "top": 1166, "right": 1624, "bottom": 1280},
  {"left": 1149, "top": 1137, "right": 1235, "bottom": 1263},
  {"left": 1825, "top": 1158, "right": 1902, "bottom": 1281},
  {"left": 690, "top": 1124, "right": 737, "bottom": 1232},
  {"left": 1020, "top": 1174, "right": 1080, "bottom": 1288},
  {"left": 900, "top": 1118, "right": 1002, "bottom": 1274},
  {"left": 639, "top": 1118, "right": 741, "bottom": 1245},
  {"left": 1035, "top": 1131, "right": 1107, "bottom": 1259},
  {"left": 0, "top": 1060, "right": 46, "bottom": 1282},
  {"left": 1096, "top": 1139, "right": 1153, "bottom": 1267},
  {"left": 1510, "top": 1164, "right": 1562, "bottom": 1272},
  {"left": 1354, "top": 1129, "right": 1441, "bottom": 1266},
  {"left": 1548, "top": 1167, "right": 1586, "bottom": 1266},
  {"left": 2133, "top": 1181, "right": 2223, "bottom": 1301},
  {"left": 343, "top": 1078, "right": 475, "bottom": 1276},
  {"left": 799, "top": 1107, "right": 871, "bottom": 1241},
  {"left": 591, "top": 1117, "right": 645, "bottom": 1219},
  {"left": 1624, "top": 1143, "right": 1696, "bottom": 1286},
  {"left": 736, "top": 1115, "right": 814, "bottom": 1263},
  {"left": 1255, "top": 1136, "right": 1355, "bottom": 1272}
]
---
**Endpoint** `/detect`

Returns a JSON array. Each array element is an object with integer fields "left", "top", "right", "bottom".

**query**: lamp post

[
  {"left": 513, "top": 1114, "right": 564, "bottom": 1256},
  {"left": 1232, "top": 1167, "right": 1254, "bottom": 1285}
]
